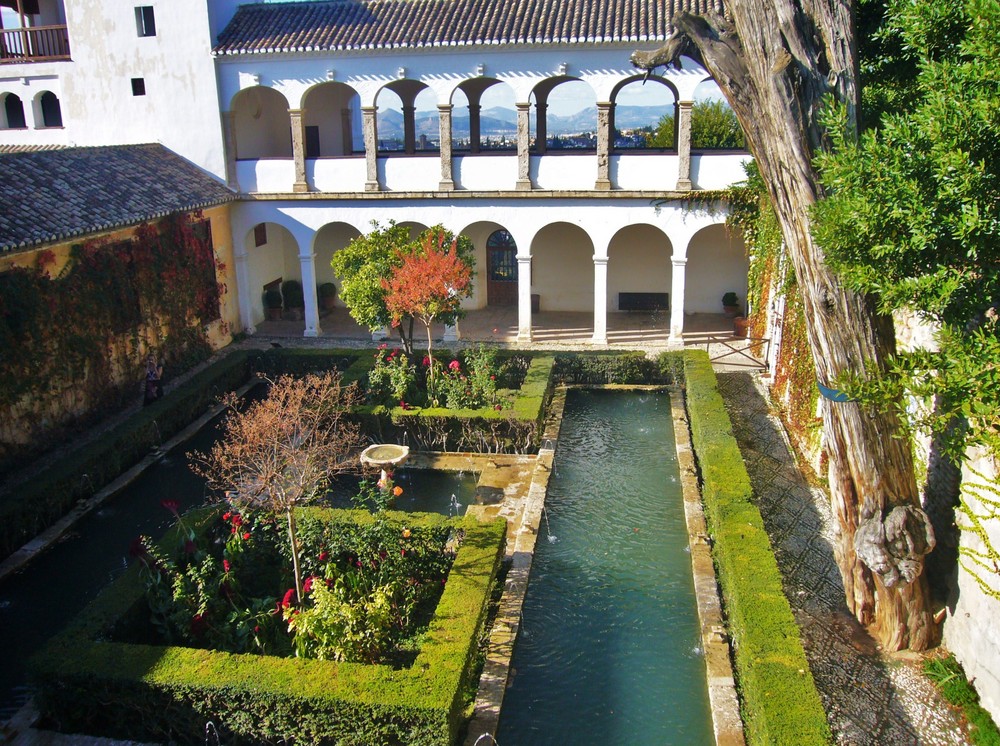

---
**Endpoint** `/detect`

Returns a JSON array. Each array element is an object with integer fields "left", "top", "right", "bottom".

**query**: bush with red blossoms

[{"left": 132, "top": 493, "right": 461, "bottom": 664}]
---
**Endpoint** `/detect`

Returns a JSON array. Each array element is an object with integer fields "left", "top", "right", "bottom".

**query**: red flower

[
  {"left": 190, "top": 614, "right": 208, "bottom": 637},
  {"left": 303, "top": 576, "right": 315, "bottom": 594},
  {"left": 422, "top": 356, "right": 430, "bottom": 366},
  {"left": 231, "top": 514, "right": 243, "bottom": 527},
  {"left": 222, "top": 512, "right": 231, "bottom": 520},
  {"left": 318, "top": 551, "right": 329, "bottom": 562},
  {"left": 449, "top": 360, "right": 461, "bottom": 371},
  {"left": 223, "top": 559, "right": 231, "bottom": 573},
  {"left": 281, "top": 588, "right": 296, "bottom": 609},
  {"left": 494, "top": 404, "right": 503, "bottom": 411},
  {"left": 490, "top": 375, "right": 496, "bottom": 380},
  {"left": 161, "top": 499, "right": 180, "bottom": 516},
  {"left": 242, "top": 532, "right": 251, "bottom": 540},
  {"left": 254, "top": 625, "right": 261, "bottom": 633}
]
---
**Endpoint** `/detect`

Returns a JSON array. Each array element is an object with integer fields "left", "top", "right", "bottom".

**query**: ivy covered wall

[{"left": 0, "top": 205, "right": 238, "bottom": 475}]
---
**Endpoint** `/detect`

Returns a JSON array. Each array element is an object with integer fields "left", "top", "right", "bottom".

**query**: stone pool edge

[{"left": 672, "top": 389, "right": 746, "bottom": 746}]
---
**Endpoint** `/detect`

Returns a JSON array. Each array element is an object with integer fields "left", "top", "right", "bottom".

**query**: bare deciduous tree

[{"left": 191, "top": 372, "right": 364, "bottom": 602}]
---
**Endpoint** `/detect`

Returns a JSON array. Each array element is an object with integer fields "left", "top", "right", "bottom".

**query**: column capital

[
  {"left": 593, "top": 256, "right": 610, "bottom": 266},
  {"left": 671, "top": 257, "right": 688, "bottom": 267}
]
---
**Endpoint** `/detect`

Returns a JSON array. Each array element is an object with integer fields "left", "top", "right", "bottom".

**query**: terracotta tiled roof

[
  {"left": 0, "top": 144, "right": 236, "bottom": 253},
  {"left": 214, "top": 0, "right": 725, "bottom": 56}
]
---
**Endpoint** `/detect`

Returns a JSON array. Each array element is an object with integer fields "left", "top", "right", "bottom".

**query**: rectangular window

[
  {"left": 305, "top": 126, "right": 321, "bottom": 158},
  {"left": 131, "top": 78, "right": 146, "bottom": 96},
  {"left": 254, "top": 223, "right": 267, "bottom": 247},
  {"left": 135, "top": 6, "right": 156, "bottom": 37}
]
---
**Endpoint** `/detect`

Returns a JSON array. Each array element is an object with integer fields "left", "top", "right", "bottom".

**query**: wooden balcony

[{"left": 0, "top": 25, "right": 70, "bottom": 64}]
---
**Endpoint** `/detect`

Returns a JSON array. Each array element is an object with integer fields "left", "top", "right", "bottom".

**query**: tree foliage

[
  {"left": 814, "top": 0, "right": 1000, "bottom": 460},
  {"left": 330, "top": 222, "right": 475, "bottom": 354},
  {"left": 190, "top": 372, "right": 364, "bottom": 601},
  {"left": 383, "top": 229, "right": 473, "bottom": 382},
  {"left": 645, "top": 99, "right": 746, "bottom": 149}
]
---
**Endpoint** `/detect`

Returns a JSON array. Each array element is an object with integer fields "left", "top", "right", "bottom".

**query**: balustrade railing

[{"left": 0, "top": 26, "right": 71, "bottom": 64}]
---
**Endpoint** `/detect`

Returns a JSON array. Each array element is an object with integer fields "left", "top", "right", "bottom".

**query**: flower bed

[{"left": 32, "top": 507, "right": 506, "bottom": 745}]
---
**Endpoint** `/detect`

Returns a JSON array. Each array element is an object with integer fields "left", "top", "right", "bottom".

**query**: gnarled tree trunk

[{"left": 633, "top": 1, "right": 935, "bottom": 651}]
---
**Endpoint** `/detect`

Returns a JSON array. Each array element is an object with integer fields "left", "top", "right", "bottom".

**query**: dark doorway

[{"left": 487, "top": 229, "right": 517, "bottom": 305}]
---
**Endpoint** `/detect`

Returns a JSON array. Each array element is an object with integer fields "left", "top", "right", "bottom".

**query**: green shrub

[
  {"left": 683, "top": 349, "right": 831, "bottom": 745},
  {"left": 32, "top": 509, "right": 506, "bottom": 745},
  {"left": 553, "top": 351, "right": 682, "bottom": 385},
  {"left": 925, "top": 655, "right": 1000, "bottom": 746}
]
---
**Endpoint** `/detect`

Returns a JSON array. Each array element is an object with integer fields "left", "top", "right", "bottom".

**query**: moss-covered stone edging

[
  {"left": 682, "top": 349, "right": 831, "bottom": 745},
  {"left": 671, "top": 388, "right": 746, "bottom": 746},
  {"left": 31, "top": 508, "right": 507, "bottom": 746}
]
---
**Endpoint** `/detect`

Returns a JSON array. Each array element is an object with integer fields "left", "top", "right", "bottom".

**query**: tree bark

[{"left": 633, "top": 1, "right": 936, "bottom": 651}]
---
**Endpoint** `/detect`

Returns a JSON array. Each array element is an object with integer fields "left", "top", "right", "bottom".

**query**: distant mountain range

[{"left": 376, "top": 105, "right": 672, "bottom": 140}]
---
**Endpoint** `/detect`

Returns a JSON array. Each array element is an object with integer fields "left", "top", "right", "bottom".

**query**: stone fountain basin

[{"left": 360, "top": 443, "right": 410, "bottom": 469}]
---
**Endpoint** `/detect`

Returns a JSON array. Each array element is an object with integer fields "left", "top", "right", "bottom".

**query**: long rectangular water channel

[{"left": 496, "top": 389, "right": 713, "bottom": 744}]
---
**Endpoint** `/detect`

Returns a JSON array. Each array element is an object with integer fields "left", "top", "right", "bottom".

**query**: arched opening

[
  {"left": 611, "top": 77, "right": 677, "bottom": 150},
  {"left": 302, "top": 82, "right": 362, "bottom": 157},
  {"left": 684, "top": 223, "right": 748, "bottom": 314},
  {"left": 691, "top": 79, "right": 745, "bottom": 150},
  {"left": 232, "top": 87, "right": 292, "bottom": 159},
  {"left": 486, "top": 229, "right": 518, "bottom": 306},
  {"left": 313, "top": 221, "right": 362, "bottom": 310},
  {"left": 532, "top": 78, "right": 597, "bottom": 152},
  {"left": 531, "top": 223, "right": 594, "bottom": 312},
  {"left": 608, "top": 225, "right": 672, "bottom": 312},
  {"left": 2, "top": 93, "right": 26, "bottom": 129},
  {"left": 38, "top": 90, "right": 62, "bottom": 127},
  {"left": 244, "top": 221, "right": 301, "bottom": 323},
  {"left": 453, "top": 79, "right": 517, "bottom": 152},
  {"left": 375, "top": 81, "right": 436, "bottom": 154}
]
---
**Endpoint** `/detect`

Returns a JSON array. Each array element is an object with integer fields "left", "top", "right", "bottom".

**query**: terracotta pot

[{"left": 733, "top": 316, "right": 750, "bottom": 338}]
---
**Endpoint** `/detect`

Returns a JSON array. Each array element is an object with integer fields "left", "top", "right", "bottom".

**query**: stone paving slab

[{"left": 716, "top": 371, "right": 970, "bottom": 746}]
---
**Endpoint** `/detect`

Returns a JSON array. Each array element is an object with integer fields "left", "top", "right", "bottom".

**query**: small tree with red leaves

[
  {"left": 190, "top": 372, "right": 364, "bottom": 602},
  {"left": 382, "top": 230, "right": 473, "bottom": 390}
]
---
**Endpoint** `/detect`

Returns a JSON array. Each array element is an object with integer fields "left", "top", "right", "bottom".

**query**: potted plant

[
  {"left": 318, "top": 282, "right": 337, "bottom": 312},
  {"left": 281, "top": 279, "right": 305, "bottom": 320},
  {"left": 722, "top": 291, "right": 741, "bottom": 318},
  {"left": 263, "top": 289, "right": 283, "bottom": 321},
  {"left": 733, "top": 315, "right": 750, "bottom": 338}
]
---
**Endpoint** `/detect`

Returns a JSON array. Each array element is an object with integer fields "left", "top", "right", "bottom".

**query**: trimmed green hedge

[
  {"left": 355, "top": 355, "right": 555, "bottom": 454},
  {"left": 32, "top": 508, "right": 507, "bottom": 745},
  {"left": 0, "top": 350, "right": 253, "bottom": 562},
  {"left": 682, "top": 349, "right": 831, "bottom": 745},
  {"left": 553, "top": 350, "right": 683, "bottom": 385}
]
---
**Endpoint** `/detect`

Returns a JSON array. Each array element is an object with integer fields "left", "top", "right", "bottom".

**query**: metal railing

[
  {"left": 706, "top": 334, "right": 771, "bottom": 370},
  {"left": 0, "top": 26, "right": 71, "bottom": 64}
]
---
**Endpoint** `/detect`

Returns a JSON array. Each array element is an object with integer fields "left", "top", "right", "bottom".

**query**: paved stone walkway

[{"left": 716, "top": 370, "right": 970, "bottom": 745}]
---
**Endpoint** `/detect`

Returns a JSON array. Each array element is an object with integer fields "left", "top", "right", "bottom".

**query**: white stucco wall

[
  {"left": 0, "top": 0, "right": 228, "bottom": 178},
  {"left": 944, "top": 452, "right": 1000, "bottom": 723},
  {"left": 684, "top": 223, "right": 748, "bottom": 313}
]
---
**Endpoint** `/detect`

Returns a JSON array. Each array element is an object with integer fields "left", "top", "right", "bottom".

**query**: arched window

[
  {"left": 40, "top": 91, "right": 63, "bottom": 128},
  {"left": 486, "top": 229, "right": 518, "bottom": 305},
  {"left": 2, "top": 93, "right": 26, "bottom": 129}
]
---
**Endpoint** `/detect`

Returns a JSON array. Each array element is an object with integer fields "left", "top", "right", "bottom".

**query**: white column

[
  {"left": 362, "top": 105, "right": 380, "bottom": 192},
  {"left": 670, "top": 258, "right": 687, "bottom": 342},
  {"left": 676, "top": 101, "right": 693, "bottom": 191},
  {"left": 299, "top": 252, "right": 321, "bottom": 337},
  {"left": 234, "top": 247, "right": 256, "bottom": 335},
  {"left": 516, "top": 254, "right": 532, "bottom": 342},
  {"left": 515, "top": 103, "right": 532, "bottom": 191},
  {"left": 592, "top": 256, "right": 609, "bottom": 344},
  {"left": 438, "top": 104, "right": 454, "bottom": 190}
]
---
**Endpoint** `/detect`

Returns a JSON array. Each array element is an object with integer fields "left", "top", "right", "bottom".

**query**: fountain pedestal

[{"left": 360, "top": 443, "right": 410, "bottom": 488}]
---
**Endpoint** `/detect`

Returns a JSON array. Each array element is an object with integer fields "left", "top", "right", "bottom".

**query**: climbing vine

[
  {"left": 0, "top": 212, "right": 225, "bottom": 471},
  {"left": 721, "top": 163, "right": 822, "bottom": 460}
]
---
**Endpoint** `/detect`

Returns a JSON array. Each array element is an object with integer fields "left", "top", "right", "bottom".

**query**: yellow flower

[{"left": 402, "top": 528, "right": 412, "bottom": 539}]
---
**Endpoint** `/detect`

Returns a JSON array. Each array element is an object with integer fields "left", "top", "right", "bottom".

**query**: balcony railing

[{"left": 0, "top": 26, "right": 70, "bottom": 64}]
